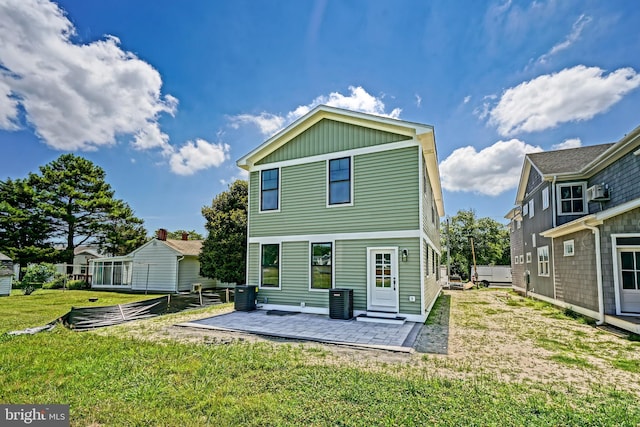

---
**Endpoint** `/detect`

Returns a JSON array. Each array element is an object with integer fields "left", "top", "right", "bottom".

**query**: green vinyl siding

[
  {"left": 257, "top": 119, "right": 410, "bottom": 165},
  {"left": 248, "top": 238, "right": 422, "bottom": 315},
  {"left": 250, "top": 146, "right": 420, "bottom": 237}
]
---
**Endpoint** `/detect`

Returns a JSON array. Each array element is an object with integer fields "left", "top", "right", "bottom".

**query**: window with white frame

[
  {"left": 557, "top": 182, "right": 587, "bottom": 215},
  {"left": 519, "top": 255, "right": 524, "bottom": 264},
  {"left": 563, "top": 240, "right": 575, "bottom": 256},
  {"left": 311, "top": 243, "right": 332, "bottom": 289},
  {"left": 514, "top": 255, "right": 519, "bottom": 265},
  {"left": 328, "top": 157, "right": 351, "bottom": 205},
  {"left": 526, "top": 252, "right": 532, "bottom": 263},
  {"left": 537, "top": 246, "right": 550, "bottom": 276},
  {"left": 261, "top": 244, "right": 280, "bottom": 287},
  {"left": 522, "top": 203, "right": 529, "bottom": 217},
  {"left": 532, "top": 233, "right": 536, "bottom": 248},
  {"left": 260, "top": 168, "right": 279, "bottom": 211},
  {"left": 529, "top": 199, "right": 535, "bottom": 218},
  {"left": 542, "top": 187, "right": 549, "bottom": 210}
]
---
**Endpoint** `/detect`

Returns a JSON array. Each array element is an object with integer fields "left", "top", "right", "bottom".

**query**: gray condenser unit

[
  {"left": 329, "top": 288, "right": 353, "bottom": 320},
  {"left": 234, "top": 285, "right": 257, "bottom": 311}
]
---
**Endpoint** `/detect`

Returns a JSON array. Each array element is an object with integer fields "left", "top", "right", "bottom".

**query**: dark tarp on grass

[{"left": 60, "top": 293, "right": 222, "bottom": 331}]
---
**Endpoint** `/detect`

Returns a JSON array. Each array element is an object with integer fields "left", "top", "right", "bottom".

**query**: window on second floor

[
  {"left": 328, "top": 157, "right": 351, "bottom": 205},
  {"left": 542, "top": 187, "right": 549, "bottom": 210},
  {"left": 529, "top": 199, "right": 535, "bottom": 218},
  {"left": 557, "top": 182, "right": 587, "bottom": 215},
  {"left": 260, "top": 168, "right": 279, "bottom": 211}
]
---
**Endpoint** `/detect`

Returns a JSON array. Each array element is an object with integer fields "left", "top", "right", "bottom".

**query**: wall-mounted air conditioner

[{"left": 587, "top": 184, "right": 609, "bottom": 202}]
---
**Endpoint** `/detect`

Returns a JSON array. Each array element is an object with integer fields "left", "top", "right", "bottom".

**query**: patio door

[
  {"left": 367, "top": 247, "right": 398, "bottom": 312},
  {"left": 617, "top": 248, "right": 640, "bottom": 314}
]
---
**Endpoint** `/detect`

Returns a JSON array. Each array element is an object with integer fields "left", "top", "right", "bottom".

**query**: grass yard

[
  {"left": 0, "top": 289, "right": 162, "bottom": 334},
  {"left": 1, "top": 289, "right": 640, "bottom": 426}
]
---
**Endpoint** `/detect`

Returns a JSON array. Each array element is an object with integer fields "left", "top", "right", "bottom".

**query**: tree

[
  {"left": 200, "top": 180, "right": 248, "bottom": 284},
  {"left": 154, "top": 229, "right": 204, "bottom": 240},
  {"left": 441, "top": 209, "right": 510, "bottom": 280},
  {"left": 33, "top": 154, "right": 140, "bottom": 264},
  {"left": 0, "top": 177, "right": 58, "bottom": 273},
  {"left": 98, "top": 200, "right": 148, "bottom": 256}
]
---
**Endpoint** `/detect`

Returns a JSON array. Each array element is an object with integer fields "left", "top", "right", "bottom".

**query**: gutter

[{"left": 583, "top": 222, "right": 605, "bottom": 325}]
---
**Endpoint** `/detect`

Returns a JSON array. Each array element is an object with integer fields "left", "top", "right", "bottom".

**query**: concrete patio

[{"left": 178, "top": 309, "right": 424, "bottom": 352}]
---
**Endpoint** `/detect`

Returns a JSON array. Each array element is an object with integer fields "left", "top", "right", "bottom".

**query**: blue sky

[{"left": 1, "top": 0, "right": 639, "bottom": 239}]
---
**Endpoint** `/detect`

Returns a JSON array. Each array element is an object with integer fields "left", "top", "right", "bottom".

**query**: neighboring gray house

[
  {"left": 506, "top": 124, "right": 640, "bottom": 334},
  {"left": 0, "top": 252, "right": 13, "bottom": 296},
  {"left": 89, "top": 230, "right": 218, "bottom": 293}
]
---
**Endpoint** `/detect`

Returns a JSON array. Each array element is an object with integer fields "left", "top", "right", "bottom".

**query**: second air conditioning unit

[{"left": 587, "top": 184, "right": 609, "bottom": 202}]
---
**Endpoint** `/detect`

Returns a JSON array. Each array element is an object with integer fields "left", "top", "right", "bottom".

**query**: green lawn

[
  {"left": 1, "top": 290, "right": 639, "bottom": 426},
  {"left": 0, "top": 289, "right": 162, "bottom": 334}
]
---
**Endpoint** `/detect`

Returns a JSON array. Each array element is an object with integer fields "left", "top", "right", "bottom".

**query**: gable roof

[
  {"left": 237, "top": 104, "right": 444, "bottom": 216},
  {"left": 527, "top": 144, "right": 614, "bottom": 175},
  {"left": 163, "top": 239, "right": 203, "bottom": 256},
  {"left": 0, "top": 252, "right": 11, "bottom": 261}
]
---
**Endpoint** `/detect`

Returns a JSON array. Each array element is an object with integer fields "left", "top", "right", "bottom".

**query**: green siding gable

[{"left": 256, "top": 118, "right": 410, "bottom": 165}]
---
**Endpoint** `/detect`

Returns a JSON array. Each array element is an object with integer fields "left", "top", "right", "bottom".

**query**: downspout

[
  {"left": 551, "top": 176, "right": 557, "bottom": 228},
  {"left": 583, "top": 222, "right": 605, "bottom": 325},
  {"left": 176, "top": 256, "right": 184, "bottom": 292}
]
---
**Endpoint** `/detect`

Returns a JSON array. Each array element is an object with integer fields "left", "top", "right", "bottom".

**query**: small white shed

[
  {"left": 90, "top": 236, "right": 218, "bottom": 293},
  {"left": 0, "top": 252, "right": 13, "bottom": 296}
]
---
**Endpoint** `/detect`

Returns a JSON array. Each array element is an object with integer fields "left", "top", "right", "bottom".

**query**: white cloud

[
  {"left": 551, "top": 138, "right": 582, "bottom": 150},
  {"left": 169, "top": 139, "right": 230, "bottom": 176},
  {"left": 463, "top": 95, "right": 471, "bottom": 104},
  {"left": 230, "top": 86, "right": 401, "bottom": 136},
  {"left": 488, "top": 65, "right": 640, "bottom": 136},
  {"left": 538, "top": 14, "right": 592, "bottom": 64},
  {"left": 0, "top": 0, "right": 177, "bottom": 151},
  {"left": 0, "top": 0, "right": 228, "bottom": 176},
  {"left": 220, "top": 168, "right": 249, "bottom": 186},
  {"left": 415, "top": 94, "right": 422, "bottom": 107},
  {"left": 439, "top": 139, "right": 542, "bottom": 196}
]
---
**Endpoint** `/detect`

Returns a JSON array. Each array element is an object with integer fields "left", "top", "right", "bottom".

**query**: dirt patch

[{"left": 92, "top": 289, "right": 640, "bottom": 397}]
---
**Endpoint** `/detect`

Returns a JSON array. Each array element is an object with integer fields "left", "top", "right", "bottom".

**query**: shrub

[
  {"left": 66, "top": 280, "right": 89, "bottom": 290},
  {"left": 19, "top": 263, "right": 57, "bottom": 295},
  {"left": 43, "top": 273, "right": 66, "bottom": 289}
]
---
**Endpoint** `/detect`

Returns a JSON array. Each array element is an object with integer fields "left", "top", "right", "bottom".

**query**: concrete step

[{"left": 356, "top": 313, "right": 406, "bottom": 325}]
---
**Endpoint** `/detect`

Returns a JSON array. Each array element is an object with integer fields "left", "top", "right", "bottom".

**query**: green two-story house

[{"left": 237, "top": 105, "right": 444, "bottom": 322}]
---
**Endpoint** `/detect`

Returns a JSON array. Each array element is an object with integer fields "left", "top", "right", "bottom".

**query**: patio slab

[{"left": 178, "top": 310, "right": 422, "bottom": 352}]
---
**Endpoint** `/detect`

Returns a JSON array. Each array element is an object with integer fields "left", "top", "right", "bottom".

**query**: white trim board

[{"left": 249, "top": 229, "right": 422, "bottom": 244}]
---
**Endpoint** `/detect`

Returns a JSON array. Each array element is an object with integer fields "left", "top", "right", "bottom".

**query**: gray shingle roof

[{"left": 527, "top": 143, "right": 614, "bottom": 175}]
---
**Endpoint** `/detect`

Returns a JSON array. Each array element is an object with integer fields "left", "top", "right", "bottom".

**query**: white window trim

[
  {"left": 326, "top": 156, "right": 354, "bottom": 208},
  {"left": 522, "top": 203, "right": 529, "bottom": 217},
  {"left": 532, "top": 233, "right": 536, "bottom": 248},
  {"left": 563, "top": 240, "right": 575, "bottom": 257},
  {"left": 519, "top": 255, "right": 524, "bottom": 264},
  {"left": 259, "top": 242, "right": 282, "bottom": 290},
  {"left": 537, "top": 246, "right": 550, "bottom": 277},
  {"left": 556, "top": 182, "right": 587, "bottom": 216},
  {"left": 542, "top": 187, "right": 549, "bottom": 210},
  {"left": 611, "top": 233, "right": 640, "bottom": 315},
  {"left": 259, "top": 168, "right": 281, "bottom": 213},
  {"left": 529, "top": 199, "right": 535, "bottom": 218},
  {"left": 308, "top": 241, "right": 334, "bottom": 292},
  {"left": 514, "top": 256, "right": 519, "bottom": 265},
  {"left": 526, "top": 252, "right": 532, "bottom": 264}
]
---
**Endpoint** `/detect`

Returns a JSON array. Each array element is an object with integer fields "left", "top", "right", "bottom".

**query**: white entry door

[
  {"left": 367, "top": 247, "right": 398, "bottom": 312},
  {"left": 617, "top": 248, "right": 640, "bottom": 314}
]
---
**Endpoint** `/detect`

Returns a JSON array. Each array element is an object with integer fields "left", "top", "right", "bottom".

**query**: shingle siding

[
  {"left": 552, "top": 230, "right": 598, "bottom": 312},
  {"left": 588, "top": 150, "right": 640, "bottom": 214}
]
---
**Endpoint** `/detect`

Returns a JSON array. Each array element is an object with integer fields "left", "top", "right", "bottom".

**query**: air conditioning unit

[{"left": 587, "top": 184, "right": 609, "bottom": 202}]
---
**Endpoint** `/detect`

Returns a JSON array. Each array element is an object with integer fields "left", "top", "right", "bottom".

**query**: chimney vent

[
  {"left": 157, "top": 228, "right": 167, "bottom": 241},
  {"left": 181, "top": 232, "right": 189, "bottom": 241}
]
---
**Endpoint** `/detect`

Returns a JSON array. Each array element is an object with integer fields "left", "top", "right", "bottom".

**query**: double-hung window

[
  {"left": 261, "top": 168, "right": 279, "bottom": 211},
  {"left": 311, "top": 243, "right": 332, "bottom": 289},
  {"left": 537, "top": 246, "right": 550, "bottom": 276},
  {"left": 557, "top": 183, "right": 586, "bottom": 215},
  {"left": 261, "top": 244, "right": 280, "bottom": 287},
  {"left": 328, "top": 157, "right": 351, "bottom": 205}
]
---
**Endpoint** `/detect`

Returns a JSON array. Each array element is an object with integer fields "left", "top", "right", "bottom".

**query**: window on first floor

[
  {"left": 526, "top": 252, "right": 532, "bottom": 264},
  {"left": 537, "top": 246, "right": 550, "bottom": 276},
  {"left": 564, "top": 240, "right": 575, "bottom": 256},
  {"left": 261, "top": 244, "right": 280, "bottom": 287},
  {"left": 557, "top": 182, "right": 586, "bottom": 215},
  {"left": 311, "top": 243, "right": 332, "bottom": 289},
  {"left": 620, "top": 250, "right": 640, "bottom": 290}
]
